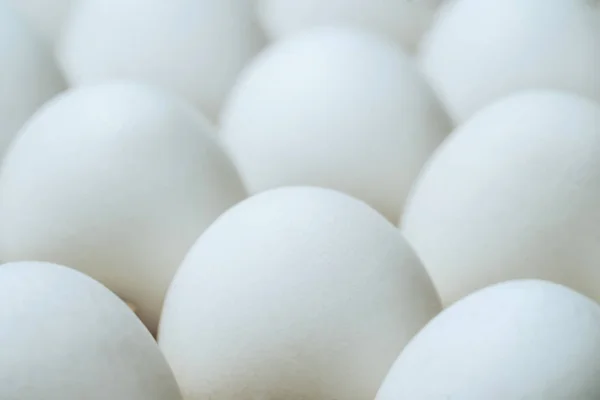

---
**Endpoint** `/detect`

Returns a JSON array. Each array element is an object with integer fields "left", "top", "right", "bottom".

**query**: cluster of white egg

[{"left": 2, "top": 0, "right": 600, "bottom": 399}]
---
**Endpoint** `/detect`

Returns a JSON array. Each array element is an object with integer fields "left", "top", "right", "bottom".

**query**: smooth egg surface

[
  {"left": 57, "top": 0, "right": 265, "bottom": 121},
  {"left": 420, "top": 0, "right": 600, "bottom": 123},
  {"left": 0, "top": 82, "right": 246, "bottom": 332},
  {"left": 220, "top": 27, "right": 451, "bottom": 223},
  {"left": 375, "top": 280, "right": 600, "bottom": 399},
  {"left": 159, "top": 186, "right": 441, "bottom": 400},
  {"left": 402, "top": 90, "right": 600, "bottom": 307},
  {"left": 0, "top": 0, "right": 65, "bottom": 159},
  {"left": 0, "top": 261, "right": 182, "bottom": 400}
]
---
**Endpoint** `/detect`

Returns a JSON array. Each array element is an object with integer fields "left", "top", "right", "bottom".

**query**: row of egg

[
  {"left": 8, "top": 192, "right": 600, "bottom": 399},
  {"left": 2, "top": 0, "right": 600, "bottom": 398},
  {"left": 4, "top": 0, "right": 600, "bottom": 152},
  {"left": 6, "top": 224, "right": 600, "bottom": 399}
]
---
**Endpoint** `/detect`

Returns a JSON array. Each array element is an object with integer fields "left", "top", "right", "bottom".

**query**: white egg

[
  {"left": 402, "top": 90, "right": 600, "bottom": 306},
  {"left": 375, "top": 280, "right": 600, "bottom": 399},
  {"left": 420, "top": 0, "right": 600, "bottom": 123},
  {"left": 0, "top": 261, "right": 182, "bottom": 400},
  {"left": 0, "top": 1, "right": 65, "bottom": 159},
  {"left": 56, "top": 0, "right": 265, "bottom": 121},
  {"left": 159, "top": 186, "right": 441, "bottom": 400},
  {"left": 258, "top": 0, "right": 443, "bottom": 52},
  {"left": 220, "top": 27, "right": 451, "bottom": 222},
  {"left": 0, "top": 82, "right": 246, "bottom": 332},
  {"left": 7, "top": 0, "right": 74, "bottom": 43}
]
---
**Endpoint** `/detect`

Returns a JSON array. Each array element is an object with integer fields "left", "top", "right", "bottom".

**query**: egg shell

[
  {"left": 0, "top": 82, "right": 246, "bottom": 332},
  {"left": 257, "top": 0, "right": 443, "bottom": 52},
  {"left": 158, "top": 186, "right": 441, "bottom": 400},
  {"left": 0, "top": 261, "right": 182, "bottom": 400},
  {"left": 7, "top": 0, "right": 74, "bottom": 43},
  {"left": 0, "top": 1, "right": 65, "bottom": 159},
  {"left": 402, "top": 90, "right": 600, "bottom": 306},
  {"left": 56, "top": 0, "right": 265, "bottom": 121},
  {"left": 420, "top": 0, "right": 600, "bottom": 123},
  {"left": 220, "top": 27, "right": 451, "bottom": 223},
  {"left": 375, "top": 280, "right": 600, "bottom": 399}
]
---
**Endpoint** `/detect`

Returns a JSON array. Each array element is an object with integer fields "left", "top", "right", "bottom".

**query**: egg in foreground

[
  {"left": 376, "top": 280, "right": 600, "bottom": 399},
  {"left": 159, "top": 186, "right": 441, "bottom": 400},
  {"left": 0, "top": 261, "right": 182, "bottom": 400}
]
